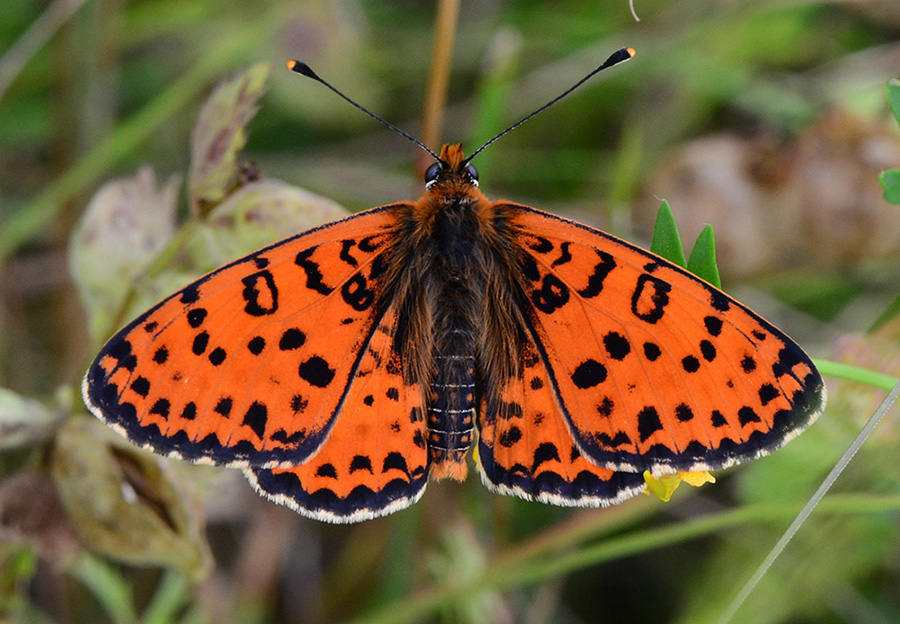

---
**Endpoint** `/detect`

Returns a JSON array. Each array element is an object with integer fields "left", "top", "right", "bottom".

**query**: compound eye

[
  {"left": 465, "top": 163, "right": 479, "bottom": 181},
  {"left": 424, "top": 162, "right": 441, "bottom": 184}
]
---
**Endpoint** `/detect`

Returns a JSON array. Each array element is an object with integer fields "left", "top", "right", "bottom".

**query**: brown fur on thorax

[{"left": 378, "top": 145, "right": 530, "bottom": 481}]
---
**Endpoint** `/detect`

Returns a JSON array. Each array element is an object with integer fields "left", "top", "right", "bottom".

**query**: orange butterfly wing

[
  {"left": 247, "top": 307, "right": 430, "bottom": 522},
  {"left": 83, "top": 204, "right": 424, "bottom": 479},
  {"left": 476, "top": 336, "right": 646, "bottom": 506},
  {"left": 479, "top": 204, "right": 824, "bottom": 482}
]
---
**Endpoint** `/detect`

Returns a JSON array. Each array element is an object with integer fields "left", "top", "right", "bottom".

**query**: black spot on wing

[
  {"left": 631, "top": 274, "right": 671, "bottom": 323},
  {"left": 180, "top": 283, "right": 200, "bottom": 304},
  {"left": 738, "top": 406, "right": 761, "bottom": 426},
  {"left": 294, "top": 247, "right": 333, "bottom": 295},
  {"left": 149, "top": 399, "right": 170, "bottom": 419},
  {"left": 643, "top": 342, "right": 661, "bottom": 361},
  {"left": 699, "top": 340, "right": 716, "bottom": 362},
  {"left": 759, "top": 383, "right": 779, "bottom": 406},
  {"left": 711, "top": 410, "right": 727, "bottom": 427},
  {"left": 316, "top": 463, "right": 337, "bottom": 479},
  {"left": 637, "top": 406, "right": 662, "bottom": 443},
  {"left": 243, "top": 402, "right": 268, "bottom": 439},
  {"left": 383, "top": 452, "right": 409, "bottom": 474},
  {"left": 531, "top": 442, "right": 560, "bottom": 472},
  {"left": 704, "top": 316, "right": 723, "bottom": 336},
  {"left": 350, "top": 455, "right": 373, "bottom": 474},
  {"left": 527, "top": 236, "right": 553, "bottom": 253},
  {"left": 187, "top": 308, "right": 207, "bottom": 328},
  {"left": 531, "top": 274, "right": 570, "bottom": 313},
  {"left": 709, "top": 289, "right": 731, "bottom": 312},
  {"left": 596, "top": 396, "right": 614, "bottom": 417},
  {"left": 498, "top": 426, "right": 523, "bottom": 448},
  {"left": 741, "top": 355, "right": 757, "bottom": 373},
  {"left": 339, "top": 240, "right": 359, "bottom": 266},
  {"left": 178, "top": 402, "right": 196, "bottom": 421},
  {"left": 209, "top": 347, "right": 227, "bottom": 366},
  {"left": 130, "top": 377, "right": 150, "bottom": 397},
  {"left": 682, "top": 356, "right": 700, "bottom": 373},
  {"left": 675, "top": 403, "right": 694, "bottom": 422},
  {"left": 341, "top": 274, "right": 375, "bottom": 311},
  {"left": 214, "top": 397, "right": 233, "bottom": 416},
  {"left": 192, "top": 332, "right": 209, "bottom": 355},
  {"left": 576, "top": 250, "right": 616, "bottom": 298},
  {"left": 551, "top": 242, "right": 572, "bottom": 267},
  {"left": 603, "top": 332, "right": 631, "bottom": 360},
  {"left": 279, "top": 328, "right": 306, "bottom": 351},
  {"left": 571, "top": 360, "right": 607, "bottom": 388},
  {"left": 241, "top": 271, "right": 279, "bottom": 316},
  {"left": 248, "top": 336, "right": 265, "bottom": 355},
  {"left": 299, "top": 356, "right": 336, "bottom": 388}
]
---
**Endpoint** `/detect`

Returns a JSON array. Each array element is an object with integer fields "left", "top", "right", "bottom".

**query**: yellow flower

[{"left": 643, "top": 470, "right": 716, "bottom": 502}]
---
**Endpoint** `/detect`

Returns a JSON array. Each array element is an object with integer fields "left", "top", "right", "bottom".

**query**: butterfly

[{"left": 83, "top": 48, "right": 825, "bottom": 523}]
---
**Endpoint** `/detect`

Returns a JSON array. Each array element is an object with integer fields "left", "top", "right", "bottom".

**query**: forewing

[
  {"left": 83, "top": 204, "right": 408, "bottom": 468},
  {"left": 247, "top": 307, "right": 429, "bottom": 522},
  {"left": 505, "top": 204, "right": 825, "bottom": 474}
]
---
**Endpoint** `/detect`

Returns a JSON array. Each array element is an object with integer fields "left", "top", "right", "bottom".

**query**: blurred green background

[{"left": 2, "top": 0, "right": 900, "bottom": 622}]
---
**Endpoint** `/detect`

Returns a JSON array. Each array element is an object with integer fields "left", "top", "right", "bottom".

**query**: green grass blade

[
  {"left": 70, "top": 553, "right": 137, "bottom": 624},
  {"left": 813, "top": 359, "right": 899, "bottom": 391},
  {"left": 687, "top": 225, "right": 721, "bottom": 288},
  {"left": 0, "top": 5, "right": 291, "bottom": 265},
  {"left": 139, "top": 572, "right": 191, "bottom": 624},
  {"left": 650, "top": 200, "right": 686, "bottom": 267}
]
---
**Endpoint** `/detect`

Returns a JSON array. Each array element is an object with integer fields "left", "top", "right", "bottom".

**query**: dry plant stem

[
  {"left": 0, "top": 0, "right": 91, "bottom": 102},
  {"left": 417, "top": 0, "right": 460, "bottom": 175}
]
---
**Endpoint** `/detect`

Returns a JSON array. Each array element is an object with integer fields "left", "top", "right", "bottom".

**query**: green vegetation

[{"left": 1, "top": 1, "right": 899, "bottom": 622}]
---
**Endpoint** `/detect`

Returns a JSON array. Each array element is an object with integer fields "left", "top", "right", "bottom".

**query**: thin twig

[{"left": 418, "top": 0, "right": 461, "bottom": 174}]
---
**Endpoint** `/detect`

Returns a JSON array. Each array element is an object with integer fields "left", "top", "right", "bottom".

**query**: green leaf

[
  {"left": 0, "top": 388, "right": 64, "bottom": 450},
  {"left": 187, "top": 179, "right": 347, "bottom": 270},
  {"left": 879, "top": 169, "right": 900, "bottom": 204},
  {"left": 52, "top": 418, "right": 212, "bottom": 580},
  {"left": 887, "top": 79, "right": 900, "bottom": 127},
  {"left": 68, "top": 167, "right": 179, "bottom": 342},
  {"left": 687, "top": 225, "right": 721, "bottom": 289},
  {"left": 650, "top": 200, "right": 686, "bottom": 268}
]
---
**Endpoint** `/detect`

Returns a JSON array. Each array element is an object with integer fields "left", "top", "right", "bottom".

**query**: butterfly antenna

[
  {"left": 287, "top": 60, "right": 444, "bottom": 164},
  {"left": 464, "top": 47, "right": 635, "bottom": 164}
]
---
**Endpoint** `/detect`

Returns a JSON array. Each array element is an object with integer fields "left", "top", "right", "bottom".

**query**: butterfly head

[{"left": 424, "top": 144, "right": 479, "bottom": 194}]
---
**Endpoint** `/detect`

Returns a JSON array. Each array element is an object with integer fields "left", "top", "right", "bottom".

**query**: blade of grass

[
  {"left": 814, "top": 360, "right": 899, "bottom": 391},
  {"left": 0, "top": 4, "right": 292, "bottom": 265},
  {"left": 69, "top": 553, "right": 137, "bottom": 624},
  {"left": 687, "top": 225, "right": 721, "bottom": 288},
  {"left": 718, "top": 378, "right": 900, "bottom": 623},
  {"left": 0, "top": 0, "right": 91, "bottom": 102},
  {"left": 649, "top": 200, "right": 686, "bottom": 267},
  {"left": 140, "top": 571, "right": 191, "bottom": 624}
]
